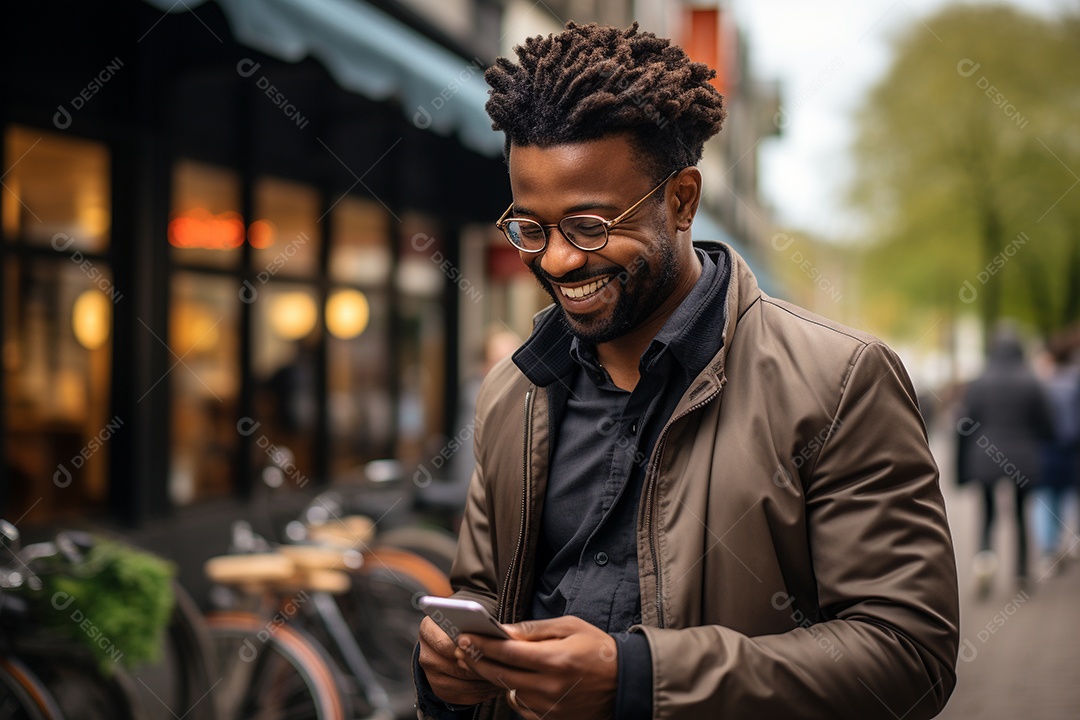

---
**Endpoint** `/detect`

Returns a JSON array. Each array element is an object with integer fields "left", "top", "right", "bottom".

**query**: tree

[{"left": 850, "top": 4, "right": 1080, "bottom": 345}]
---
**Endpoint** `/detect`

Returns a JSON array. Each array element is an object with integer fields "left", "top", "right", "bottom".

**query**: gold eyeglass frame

[{"left": 495, "top": 169, "right": 681, "bottom": 253}]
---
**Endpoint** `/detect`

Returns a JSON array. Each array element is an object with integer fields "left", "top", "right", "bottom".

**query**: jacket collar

[{"left": 512, "top": 241, "right": 760, "bottom": 392}]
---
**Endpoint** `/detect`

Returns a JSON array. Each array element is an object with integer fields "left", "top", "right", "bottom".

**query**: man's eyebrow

[{"left": 512, "top": 201, "right": 622, "bottom": 218}]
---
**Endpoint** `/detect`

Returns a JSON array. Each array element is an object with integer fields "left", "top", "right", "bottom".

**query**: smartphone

[{"left": 418, "top": 596, "right": 512, "bottom": 641}]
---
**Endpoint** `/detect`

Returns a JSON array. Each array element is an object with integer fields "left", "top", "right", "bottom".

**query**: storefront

[{"left": 1, "top": 0, "right": 520, "bottom": 528}]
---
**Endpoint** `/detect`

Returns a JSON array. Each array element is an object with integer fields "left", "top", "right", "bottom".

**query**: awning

[{"left": 143, "top": 0, "right": 504, "bottom": 157}]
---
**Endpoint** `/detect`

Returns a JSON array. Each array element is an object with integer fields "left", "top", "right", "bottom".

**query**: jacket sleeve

[
  {"left": 445, "top": 407, "right": 502, "bottom": 615},
  {"left": 636, "top": 341, "right": 960, "bottom": 720}
]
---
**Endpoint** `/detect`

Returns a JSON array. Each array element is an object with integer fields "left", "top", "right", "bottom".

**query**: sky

[{"left": 730, "top": 0, "right": 1074, "bottom": 241}]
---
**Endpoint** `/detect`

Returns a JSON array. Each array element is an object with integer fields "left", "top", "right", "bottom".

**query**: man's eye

[
  {"left": 569, "top": 219, "right": 605, "bottom": 238},
  {"left": 518, "top": 223, "right": 545, "bottom": 240}
]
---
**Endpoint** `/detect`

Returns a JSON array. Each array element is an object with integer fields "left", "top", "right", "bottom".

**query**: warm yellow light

[
  {"left": 270, "top": 292, "right": 318, "bottom": 340},
  {"left": 72, "top": 290, "right": 111, "bottom": 350},
  {"left": 326, "top": 289, "right": 370, "bottom": 339},
  {"left": 172, "top": 303, "right": 221, "bottom": 355},
  {"left": 2, "top": 178, "right": 20, "bottom": 238}
]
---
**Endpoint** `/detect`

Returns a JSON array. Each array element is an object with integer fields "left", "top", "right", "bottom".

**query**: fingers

[
  {"left": 419, "top": 616, "right": 458, "bottom": 658},
  {"left": 454, "top": 619, "right": 619, "bottom": 719},
  {"left": 419, "top": 618, "right": 502, "bottom": 706},
  {"left": 419, "top": 618, "right": 485, "bottom": 682},
  {"left": 457, "top": 634, "right": 540, "bottom": 673},
  {"left": 506, "top": 688, "right": 544, "bottom": 720},
  {"left": 503, "top": 615, "right": 586, "bottom": 641},
  {"left": 457, "top": 617, "right": 594, "bottom": 671},
  {"left": 455, "top": 644, "right": 538, "bottom": 695}
]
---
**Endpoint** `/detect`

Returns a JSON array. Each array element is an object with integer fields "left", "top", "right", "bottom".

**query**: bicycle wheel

[
  {"left": 205, "top": 611, "right": 350, "bottom": 720},
  {"left": 361, "top": 547, "right": 451, "bottom": 598},
  {"left": 130, "top": 582, "right": 219, "bottom": 720},
  {"left": 21, "top": 656, "right": 142, "bottom": 720},
  {"left": 330, "top": 547, "right": 450, "bottom": 718},
  {"left": 375, "top": 526, "right": 458, "bottom": 578},
  {"left": 0, "top": 657, "right": 63, "bottom": 720}
]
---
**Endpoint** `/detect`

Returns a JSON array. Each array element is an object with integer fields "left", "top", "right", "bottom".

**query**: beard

[{"left": 529, "top": 231, "right": 681, "bottom": 345}]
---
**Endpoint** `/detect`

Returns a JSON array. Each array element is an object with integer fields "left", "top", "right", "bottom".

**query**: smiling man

[{"left": 415, "top": 22, "right": 959, "bottom": 720}]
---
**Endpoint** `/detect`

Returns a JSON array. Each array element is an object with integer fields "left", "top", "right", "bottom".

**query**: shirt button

[
  {"left": 594, "top": 551, "right": 609, "bottom": 566},
  {"left": 629, "top": 419, "right": 639, "bottom": 435}
]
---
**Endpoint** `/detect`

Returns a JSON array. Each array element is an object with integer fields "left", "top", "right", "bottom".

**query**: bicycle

[
  {"left": 0, "top": 518, "right": 224, "bottom": 720},
  {"left": 1, "top": 655, "right": 65, "bottom": 720},
  {"left": 204, "top": 515, "right": 452, "bottom": 719},
  {"left": 297, "top": 459, "right": 462, "bottom": 577},
  {"left": 129, "top": 575, "right": 220, "bottom": 720},
  {"left": 0, "top": 520, "right": 149, "bottom": 720},
  {"left": 203, "top": 547, "right": 355, "bottom": 720}
]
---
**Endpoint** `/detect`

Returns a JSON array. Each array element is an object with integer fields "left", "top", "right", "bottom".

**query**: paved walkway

[{"left": 932, "top": 424, "right": 1080, "bottom": 720}]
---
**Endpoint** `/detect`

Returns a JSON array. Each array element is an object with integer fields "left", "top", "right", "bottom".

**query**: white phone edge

[{"left": 418, "top": 595, "right": 512, "bottom": 640}]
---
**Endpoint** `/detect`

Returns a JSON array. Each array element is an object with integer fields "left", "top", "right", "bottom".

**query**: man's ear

[{"left": 671, "top": 167, "right": 702, "bottom": 232}]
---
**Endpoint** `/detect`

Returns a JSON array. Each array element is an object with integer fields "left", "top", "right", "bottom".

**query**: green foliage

[
  {"left": 850, "top": 3, "right": 1080, "bottom": 341},
  {"left": 24, "top": 537, "right": 176, "bottom": 675}
]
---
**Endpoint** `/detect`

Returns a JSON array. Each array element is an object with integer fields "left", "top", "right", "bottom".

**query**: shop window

[
  {"left": 252, "top": 177, "right": 320, "bottom": 279},
  {"left": 170, "top": 160, "right": 242, "bottom": 268},
  {"left": 169, "top": 273, "right": 240, "bottom": 505},
  {"left": 327, "top": 287, "right": 391, "bottom": 476},
  {"left": 251, "top": 282, "right": 320, "bottom": 492},
  {"left": 3, "top": 258, "right": 114, "bottom": 524},
  {"left": 330, "top": 197, "right": 391, "bottom": 286},
  {"left": 396, "top": 213, "right": 447, "bottom": 467},
  {"left": 3, "top": 125, "right": 109, "bottom": 252},
  {"left": 326, "top": 198, "right": 393, "bottom": 476}
]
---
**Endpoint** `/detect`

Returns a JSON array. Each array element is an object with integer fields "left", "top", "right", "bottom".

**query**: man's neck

[{"left": 595, "top": 254, "right": 703, "bottom": 391}]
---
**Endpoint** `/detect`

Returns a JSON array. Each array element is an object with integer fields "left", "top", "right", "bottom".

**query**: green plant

[{"left": 26, "top": 537, "right": 176, "bottom": 674}]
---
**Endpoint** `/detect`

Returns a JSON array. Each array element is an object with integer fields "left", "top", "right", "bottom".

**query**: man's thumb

[{"left": 504, "top": 616, "right": 575, "bottom": 641}]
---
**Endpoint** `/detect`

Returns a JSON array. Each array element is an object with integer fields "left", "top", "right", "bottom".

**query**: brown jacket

[{"left": 445, "top": 243, "right": 959, "bottom": 719}]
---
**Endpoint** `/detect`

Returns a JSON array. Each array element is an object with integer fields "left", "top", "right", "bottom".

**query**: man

[{"left": 415, "top": 21, "right": 959, "bottom": 720}]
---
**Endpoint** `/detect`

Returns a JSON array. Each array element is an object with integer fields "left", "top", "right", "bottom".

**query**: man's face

[{"left": 507, "top": 136, "right": 686, "bottom": 345}]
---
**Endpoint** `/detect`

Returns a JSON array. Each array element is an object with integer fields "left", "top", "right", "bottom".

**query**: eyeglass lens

[{"left": 504, "top": 216, "right": 608, "bottom": 251}]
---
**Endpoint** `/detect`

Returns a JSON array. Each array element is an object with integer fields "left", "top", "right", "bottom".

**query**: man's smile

[{"left": 555, "top": 275, "right": 613, "bottom": 300}]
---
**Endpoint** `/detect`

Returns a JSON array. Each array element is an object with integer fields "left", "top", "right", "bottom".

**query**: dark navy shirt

[{"left": 514, "top": 246, "right": 731, "bottom": 718}]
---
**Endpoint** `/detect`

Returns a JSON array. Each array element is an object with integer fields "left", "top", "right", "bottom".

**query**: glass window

[
  {"left": 324, "top": 198, "right": 392, "bottom": 477},
  {"left": 3, "top": 125, "right": 110, "bottom": 252},
  {"left": 169, "top": 273, "right": 240, "bottom": 505},
  {"left": 330, "top": 198, "right": 391, "bottom": 286},
  {"left": 327, "top": 287, "right": 391, "bottom": 476},
  {"left": 395, "top": 213, "right": 446, "bottom": 466},
  {"left": 3, "top": 258, "right": 114, "bottom": 524},
  {"left": 170, "top": 160, "right": 242, "bottom": 268},
  {"left": 251, "top": 177, "right": 320, "bottom": 279},
  {"left": 250, "top": 282, "right": 320, "bottom": 492}
]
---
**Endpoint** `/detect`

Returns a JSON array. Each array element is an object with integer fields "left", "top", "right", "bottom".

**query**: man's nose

[{"left": 536, "top": 227, "right": 588, "bottom": 279}]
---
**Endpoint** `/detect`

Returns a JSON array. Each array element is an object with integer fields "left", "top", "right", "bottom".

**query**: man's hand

[
  {"left": 455, "top": 616, "right": 618, "bottom": 720},
  {"left": 417, "top": 616, "right": 502, "bottom": 706}
]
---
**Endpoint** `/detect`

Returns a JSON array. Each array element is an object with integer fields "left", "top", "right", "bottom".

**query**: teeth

[{"left": 559, "top": 276, "right": 611, "bottom": 299}]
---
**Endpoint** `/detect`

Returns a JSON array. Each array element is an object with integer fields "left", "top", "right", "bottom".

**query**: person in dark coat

[
  {"left": 956, "top": 324, "right": 1054, "bottom": 596},
  {"left": 1033, "top": 339, "right": 1080, "bottom": 576}
]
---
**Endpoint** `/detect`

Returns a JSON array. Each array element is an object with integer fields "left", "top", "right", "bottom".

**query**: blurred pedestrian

[
  {"left": 1033, "top": 337, "right": 1080, "bottom": 577},
  {"left": 956, "top": 322, "right": 1054, "bottom": 596}
]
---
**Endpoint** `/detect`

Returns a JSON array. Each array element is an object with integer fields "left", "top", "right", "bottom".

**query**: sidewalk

[{"left": 933, "top": 426, "right": 1080, "bottom": 720}]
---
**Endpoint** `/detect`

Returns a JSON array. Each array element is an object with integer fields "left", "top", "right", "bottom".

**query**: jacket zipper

[
  {"left": 643, "top": 383, "right": 724, "bottom": 628},
  {"left": 499, "top": 386, "right": 533, "bottom": 622}
]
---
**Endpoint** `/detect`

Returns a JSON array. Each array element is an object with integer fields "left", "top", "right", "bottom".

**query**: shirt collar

[{"left": 514, "top": 246, "right": 730, "bottom": 389}]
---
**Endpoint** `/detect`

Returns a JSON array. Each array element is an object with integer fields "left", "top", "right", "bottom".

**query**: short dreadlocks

[{"left": 485, "top": 21, "right": 726, "bottom": 180}]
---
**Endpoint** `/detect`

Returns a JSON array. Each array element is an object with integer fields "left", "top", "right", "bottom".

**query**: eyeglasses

[{"left": 495, "top": 169, "right": 680, "bottom": 253}]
